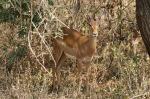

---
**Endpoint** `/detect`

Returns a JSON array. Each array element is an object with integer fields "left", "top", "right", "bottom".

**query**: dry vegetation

[{"left": 0, "top": 0, "right": 150, "bottom": 99}]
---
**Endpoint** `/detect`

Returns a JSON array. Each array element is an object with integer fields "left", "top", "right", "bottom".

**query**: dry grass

[{"left": 0, "top": 0, "right": 150, "bottom": 99}]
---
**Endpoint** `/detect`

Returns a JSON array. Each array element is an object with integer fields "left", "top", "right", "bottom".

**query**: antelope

[{"left": 51, "top": 15, "right": 98, "bottom": 90}]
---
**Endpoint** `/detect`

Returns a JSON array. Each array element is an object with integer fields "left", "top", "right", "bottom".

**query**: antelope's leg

[
  {"left": 52, "top": 40, "right": 63, "bottom": 88},
  {"left": 55, "top": 52, "right": 66, "bottom": 87},
  {"left": 84, "top": 61, "right": 91, "bottom": 85},
  {"left": 75, "top": 60, "right": 83, "bottom": 83},
  {"left": 52, "top": 66, "right": 56, "bottom": 87},
  {"left": 84, "top": 61, "right": 91, "bottom": 73},
  {"left": 76, "top": 60, "right": 82, "bottom": 76}
]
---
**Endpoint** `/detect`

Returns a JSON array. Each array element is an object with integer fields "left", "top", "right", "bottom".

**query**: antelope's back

[{"left": 61, "top": 27, "right": 82, "bottom": 48}]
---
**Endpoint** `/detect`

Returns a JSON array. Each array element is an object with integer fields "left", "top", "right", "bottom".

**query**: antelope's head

[{"left": 87, "top": 15, "right": 98, "bottom": 37}]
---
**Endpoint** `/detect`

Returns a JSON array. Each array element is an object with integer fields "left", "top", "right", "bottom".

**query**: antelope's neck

[
  {"left": 89, "top": 36, "right": 97, "bottom": 44},
  {"left": 88, "top": 34, "right": 97, "bottom": 49},
  {"left": 89, "top": 31, "right": 98, "bottom": 49}
]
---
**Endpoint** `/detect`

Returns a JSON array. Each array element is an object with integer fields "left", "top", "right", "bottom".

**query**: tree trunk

[{"left": 136, "top": 0, "right": 150, "bottom": 56}]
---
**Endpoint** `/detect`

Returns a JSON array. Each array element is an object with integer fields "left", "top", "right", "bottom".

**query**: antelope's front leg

[
  {"left": 75, "top": 60, "right": 91, "bottom": 77},
  {"left": 52, "top": 66, "right": 56, "bottom": 87},
  {"left": 80, "top": 61, "right": 92, "bottom": 92},
  {"left": 76, "top": 60, "right": 83, "bottom": 76},
  {"left": 83, "top": 61, "right": 91, "bottom": 80}
]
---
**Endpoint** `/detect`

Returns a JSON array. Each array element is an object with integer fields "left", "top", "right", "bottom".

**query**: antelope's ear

[
  {"left": 87, "top": 15, "right": 91, "bottom": 23},
  {"left": 87, "top": 15, "right": 98, "bottom": 27},
  {"left": 86, "top": 15, "right": 93, "bottom": 26},
  {"left": 92, "top": 14, "right": 99, "bottom": 22},
  {"left": 92, "top": 14, "right": 96, "bottom": 21}
]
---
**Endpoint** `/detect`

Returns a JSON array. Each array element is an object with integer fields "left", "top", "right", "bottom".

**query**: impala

[{"left": 51, "top": 15, "right": 98, "bottom": 90}]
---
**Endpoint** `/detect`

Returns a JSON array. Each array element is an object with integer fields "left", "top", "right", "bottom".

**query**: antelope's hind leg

[
  {"left": 50, "top": 39, "right": 64, "bottom": 92},
  {"left": 55, "top": 52, "right": 66, "bottom": 88},
  {"left": 51, "top": 51, "right": 66, "bottom": 92}
]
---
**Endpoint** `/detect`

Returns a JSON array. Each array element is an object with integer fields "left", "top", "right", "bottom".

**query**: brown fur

[{"left": 51, "top": 17, "right": 98, "bottom": 90}]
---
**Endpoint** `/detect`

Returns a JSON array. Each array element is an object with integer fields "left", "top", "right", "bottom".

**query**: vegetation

[{"left": 0, "top": 0, "right": 150, "bottom": 99}]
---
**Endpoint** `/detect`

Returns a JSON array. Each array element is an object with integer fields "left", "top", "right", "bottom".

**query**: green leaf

[
  {"left": 48, "top": 0, "right": 54, "bottom": 5},
  {"left": 0, "top": 8, "right": 19, "bottom": 23},
  {"left": 22, "top": 2, "right": 29, "bottom": 12},
  {"left": 17, "top": 27, "right": 28, "bottom": 38},
  {"left": 32, "top": 12, "right": 42, "bottom": 29}
]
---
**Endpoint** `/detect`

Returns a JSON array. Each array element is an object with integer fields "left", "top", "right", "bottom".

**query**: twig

[
  {"left": 47, "top": 9, "right": 69, "bottom": 28},
  {"left": 28, "top": 31, "right": 52, "bottom": 75},
  {"left": 31, "top": 21, "right": 57, "bottom": 67},
  {"left": 28, "top": 0, "right": 52, "bottom": 75},
  {"left": 129, "top": 91, "right": 150, "bottom": 99}
]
